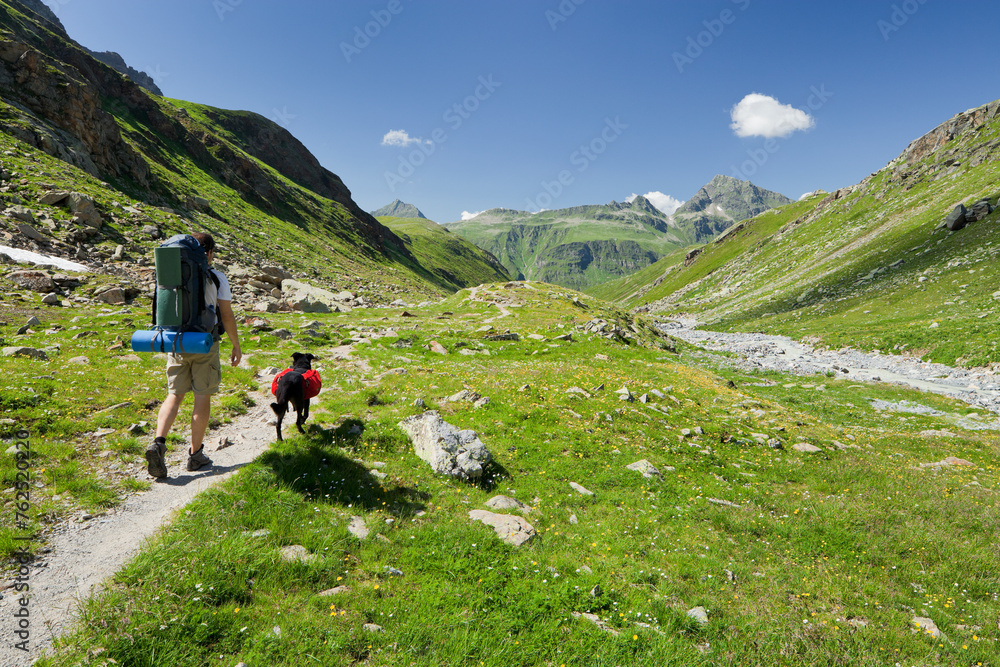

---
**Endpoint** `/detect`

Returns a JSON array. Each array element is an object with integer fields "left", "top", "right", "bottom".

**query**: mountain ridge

[
  {"left": 447, "top": 179, "right": 790, "bottom": 290},
  {"left": 372, "top": 199, "right": 427, "bottom": 219}
]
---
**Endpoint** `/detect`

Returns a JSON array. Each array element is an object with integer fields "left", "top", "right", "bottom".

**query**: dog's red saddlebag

[
  {"left": 271, "top": 368, "right": 322, "bottom": 398},
  {"left": 302, "top": 369, "right": 322, "bottom": 399}
]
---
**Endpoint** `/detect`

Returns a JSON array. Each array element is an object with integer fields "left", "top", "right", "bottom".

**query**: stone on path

[
  {"left": 570, "top": 482, "right": 594, "bottom": 496},
  {"left": 468, "top": 510, "right": 536, "bottom": 546},
  {"left": 398, "top": 411, "right": 492, "bottom": 481}
]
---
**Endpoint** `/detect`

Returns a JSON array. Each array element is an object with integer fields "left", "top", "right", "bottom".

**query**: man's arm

[{"left": 217, "top": 299, "right": 242, "bottom": 367}]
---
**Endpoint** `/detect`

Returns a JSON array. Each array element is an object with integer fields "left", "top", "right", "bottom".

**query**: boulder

[
  {"left": 965, "top": 198, "right": 992, "bottom": 222},
  {"left": 8, "top": 270, "right": 56, "bottom": 292},
  {"left": 67, "top": 192, "right": 102, "bottom": 228},
  {"left": 254, "top": 265, "right": 292, "bottom": 286},
  {"left": 485, "top": 495, "right": 532, "bottom": 513},
  {"left": 16, "top": 223, "right": 45, "bottom": 241},
  {"left": 95, "top": 287, "right": 126, "bottom": 304},
  {"left": 468, "top": 510, "right": 536, "bottom": 546},
  {"left": 280, "top": 279, "right": 339, "bottom": 313},
  {"left": 348, "top": 516, "right": 369, "bottom": 539},
  {"left": 3, "top": 347, "right": 48, "bottom": 360},
  {"left": 687, "top": 606, "right": 709, "bottom": 626},
  {"left": 39, "top": 190, "right": 70, "bottom": 206},
  {"left": 5, "top": 205, "right": 35, "bottom": 223},
  {"left": 185, "top": 195, "right": 211, "bottom": 211},
  {"left": 279, "top": 545, "right": 317, "bottom": 564},
  {"left": 626, "top": 459, "right": 661, "bottom": 478},
  {"left": 944, "top": 204, "right": 968, "bottom": 231},
  {"left": 398, "top": 410, "right": 492, "bottom": 481}
]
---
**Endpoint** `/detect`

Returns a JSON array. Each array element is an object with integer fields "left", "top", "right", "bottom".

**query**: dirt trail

[
  {"left": 0, "top": 344, "right": 367, "bottom": 665},
  {"left": 0, "top": 391, "right": 277, "bottom": 665}
]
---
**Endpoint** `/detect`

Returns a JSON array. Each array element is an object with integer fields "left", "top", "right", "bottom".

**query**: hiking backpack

[{"left": 151, "top": 234, "right": 221, "bottom": 340}]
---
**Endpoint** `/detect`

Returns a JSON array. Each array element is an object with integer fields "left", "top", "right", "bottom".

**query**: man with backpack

[{"left": 145, "top": 232, "right": 242, "bottom": 478}]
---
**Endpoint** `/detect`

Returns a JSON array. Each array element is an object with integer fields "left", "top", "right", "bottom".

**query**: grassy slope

[
  {"left": 618, "top": 102, "right": 1000, "bottom": 367},
  {"left": 377, "top": 215, "right": 511, "bottom": 292},
  {"left": 33, "top": 282, "right": 1000, "bottom": 667},
  {"left": 446, "top": 204, "right": 691, "bottom": 288}
]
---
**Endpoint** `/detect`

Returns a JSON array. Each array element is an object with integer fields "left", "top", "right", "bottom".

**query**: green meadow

[{"left": 18, "top": 283, "right": 997, "bottom": 666}]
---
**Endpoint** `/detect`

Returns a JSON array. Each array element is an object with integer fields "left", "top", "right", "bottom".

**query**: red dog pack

[{"left": 271, "top": 368, "right": 322, "bottom": 399}]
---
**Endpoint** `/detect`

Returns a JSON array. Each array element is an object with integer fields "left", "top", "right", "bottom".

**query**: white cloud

[
  {"left": 381, "top": 129, "right": 429, "bottom": 147},
  {"left": 730, "top": 93, "right": 814, "bottom": 138},
  {"left": 626, "top": 191, "right": 683, "bottom": 216},
  {"left": 460, "top": 210, "right": 482, "bottom": 221}
]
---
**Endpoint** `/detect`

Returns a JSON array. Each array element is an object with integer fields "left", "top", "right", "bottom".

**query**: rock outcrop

[{"left": 398, "top": 411, "right": 492, "bottom": 482}]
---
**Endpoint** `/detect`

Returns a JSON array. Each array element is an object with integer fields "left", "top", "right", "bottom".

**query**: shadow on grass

[{"left": 259, "top": 422, "right": 430, "bottom": 518}]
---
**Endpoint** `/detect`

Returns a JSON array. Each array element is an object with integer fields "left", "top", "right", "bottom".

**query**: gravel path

[
  {"left": 0, "top": 389, "right": 280, "bottom": 665},
  {"left": 662, "top": 320, "right": 1000, "bottom": 421},
  {"left": 0, "top": 341, "right": 366, "bottom": 665}
]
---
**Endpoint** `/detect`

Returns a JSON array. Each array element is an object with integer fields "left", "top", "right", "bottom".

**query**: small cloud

[
  {"left": 460, "top": 210, "right": 482, "bottom": 221},
  {"left": 626, "top": 191, "right": 683, "bottom": 215},
  {"left": 381, "top": 129, "right": 429, "bottom": 148},
  {"left": 730, "top": 93, "right": 814, "bottom": 139}
]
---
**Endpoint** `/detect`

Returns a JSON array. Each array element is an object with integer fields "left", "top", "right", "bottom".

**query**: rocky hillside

[
  {"left": 672, "top": 174, "right": 792, "bottom": 242},
  {"left": 609, "top": 98, "right": 1000, "bottom": 367},
  {"left": 85, "top": 49, "right": 163, "bottom": 96},
  {"left": 0, "top": 0, "right": 502, "bottom": 314},
  {"left": 445, "top": 196, "right": 691, "bottom": 290},
  {"left": 372, "top": 199, "right": 427, "bottom": 219}
]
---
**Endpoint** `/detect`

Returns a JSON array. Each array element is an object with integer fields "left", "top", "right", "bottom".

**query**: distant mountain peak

[
  {"left": 372, "top": 199, "right": 427, "bottom": 219},
  {"left": 673, "top": 176, "right": 792, "bottom": 241}
]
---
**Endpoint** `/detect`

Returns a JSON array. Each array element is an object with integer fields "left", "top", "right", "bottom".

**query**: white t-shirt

[{"left": 211, "top": 268, "right": 232, "bottom": 301}]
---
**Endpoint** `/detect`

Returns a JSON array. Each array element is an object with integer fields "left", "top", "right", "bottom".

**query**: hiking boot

[
  {"left": 145, "top": 440, "right": 167, "bottom": 479},
  {"left": 187, "top": 447, "right": 213, "bottom": 472}
]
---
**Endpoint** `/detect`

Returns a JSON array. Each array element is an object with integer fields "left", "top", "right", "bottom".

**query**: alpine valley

[{"left": 1, "top": 1, "right": 999, "bottom": 666}]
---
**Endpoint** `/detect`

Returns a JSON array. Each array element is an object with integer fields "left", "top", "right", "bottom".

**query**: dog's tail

[{"left": 270, "top": 401, "right": 287, "bottom": 419}]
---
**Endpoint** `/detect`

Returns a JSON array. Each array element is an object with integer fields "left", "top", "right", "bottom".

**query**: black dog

[{"left": 270, "top": 352, "right": 321, "bottom": 441}]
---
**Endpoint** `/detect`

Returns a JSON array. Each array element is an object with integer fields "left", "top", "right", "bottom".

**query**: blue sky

[{"left": 45, "top": 0, "right": 1000, "bottom": 223}]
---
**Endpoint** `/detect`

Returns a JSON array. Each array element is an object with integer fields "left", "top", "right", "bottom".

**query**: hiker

[{"left": 145, "top": 232, "right": 242, "bottom": 477}]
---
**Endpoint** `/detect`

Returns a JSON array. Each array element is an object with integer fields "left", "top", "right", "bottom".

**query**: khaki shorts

[{"left": 165, "top": 342, "right": 221, "bottom": 396}]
